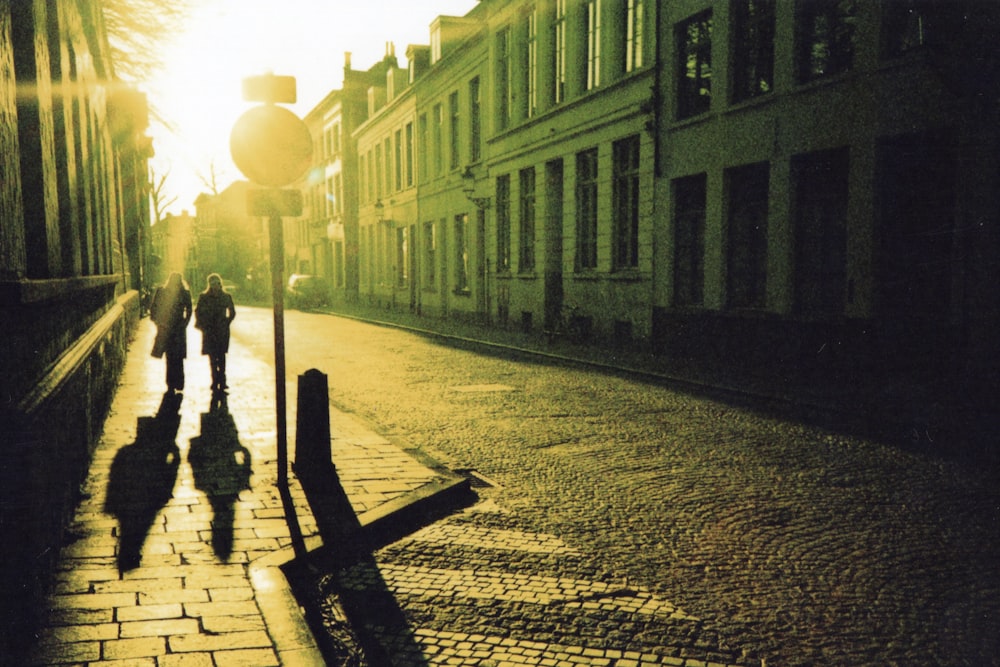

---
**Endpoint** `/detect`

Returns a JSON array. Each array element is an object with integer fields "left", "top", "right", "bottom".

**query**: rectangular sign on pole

[
  {"left": 247, "top": 188, "right": 303, "bottom": 217},
  {"left": 242, "top": 74, "right": 297, "bottom": 104}
]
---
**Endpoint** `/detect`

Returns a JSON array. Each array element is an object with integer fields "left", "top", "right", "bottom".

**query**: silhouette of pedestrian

[
  {"left": 188, "top": 394, "right": 251, "bottom": 561},
  {"left": 150, "top": 272, "right": 192, "bottom": 394},
  {"left": 105, "top": 392, "right": 182, "bottom": 573},
  {"left": 194, "top": 273, "right": 236, "bottom": 393}
]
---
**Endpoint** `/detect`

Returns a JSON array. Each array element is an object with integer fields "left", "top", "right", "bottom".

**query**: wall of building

[
  {"left": 298, "top": 0, "right": 999, "bottom": 389},
  {"left": 0, "top": 1, "right": 150, "bottom": 656}
]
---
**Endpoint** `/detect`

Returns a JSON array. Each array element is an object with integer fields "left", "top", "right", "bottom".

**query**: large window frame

[
  {"left": 612, "top": 135, "right": 640, "bottom": 270},
  {"left": 731, "top": 0, "right": 775, "bottom": 103},
  {"left": 725, "top": 162, "right": 770, "bottom": 309},
  {"left": 525, "top": 6, "right": 538, "bottom": 117},
  {"left": 553, "top": 0, "right": 567, "bottom": 103},
  {"left": 676, "top": 11, "right": 713, "bottom": 119},
  {"left": 575, "top": 148, "right": 599, "bottom": 271},
  {"left": 497, "top": 25, "right": 513, "bottom": 130},
  {"left": 586, "top": 0, "right": 602, "bottom": 90},
  {"left": 672, "top": 174, "right": 706, "bottom": 307},
  {"left": 496, "top": 175, "right": 512, "bottom": 273},
  {"left": 795, "top": 0, "right": 856, "bottom": 83},
  {"left": 792, "top": 148, "right": 849, "bottom": 317},
  {"left": 469, "top": 77, "right": 482, "bottom": 163},
  {"left": 449, "top": 91, "right": 460, "bottom": 171},
  {"left": 518, "top": 167, "right": 537, "bottom": 273},
  {"left": 625, "top": 0, "right": 644, "bottom": 73}
]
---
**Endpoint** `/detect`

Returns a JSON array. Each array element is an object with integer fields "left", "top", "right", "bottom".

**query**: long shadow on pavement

[
  {"left": 188, "top": 392, "right": 252, "bottom": 561},
  {"left": 105, "top": 391, "right": 182, "bottom": 573}
]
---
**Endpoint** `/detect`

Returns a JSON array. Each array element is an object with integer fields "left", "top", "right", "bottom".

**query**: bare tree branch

[{"left": 149, "top": 166, "right": 178, "bottom": 224}]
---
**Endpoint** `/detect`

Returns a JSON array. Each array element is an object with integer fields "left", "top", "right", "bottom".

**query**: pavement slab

[{"left": 27, "top": 317, "right": 453, "bottom": 666}]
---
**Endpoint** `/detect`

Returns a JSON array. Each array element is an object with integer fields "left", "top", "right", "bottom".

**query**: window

[
  {"left": 525, "top": 6, "right": 538, "bottom": 117},
  {"left": 433, "top": 103, "right": 443, "bottom": 176},
  {"left": 497, "top": 25, "right": 513, "bottom": 130},
  {"left": 449, "top": 91, "right": 460, "bottom": 171},
  {"left": 383, "top": 138, "right": 392, "bottom": 195},
  {"left": 793, "top": 148, "right": 848, "bottom": 316},
  {"left": 469, "top": 77, "right": 482, "bottom": 163},
  {"left": 625, "top": 0, "right": 644, "bottom": 72},
  {"left": 394, "top": 129, "right": 403, "bottom": 191},
  {"left": 396, "top": 226, "right": 409, "bottom": 287},
  {"left": 326, "top": 177, "right": 335, "bottom": 217},
  {"left": 677, "top": 11, "right": 712, "bottom": 119},
  {"left": 795, "top": 0, "right": 856, "bottom": 83},
  {"left": 367, "top": 149, "right": 375, "bottom": 201},
  {"left": 586, "top": 0, "right": 602, "bottom": 90},
  {"left": 575, "top": 148, "right": 598, "bottom": 271},
  {"left": 553, "top": 0, "right": 567, "bottom": 103},
  {"left": 673, "top": 174, "right": 706, "bottom": 306},
  {"left": 417, "top": 114, "right": 428, "bottom": 183},
  {"left": 332, "top": 173, "right": 341, "bottom": 215},
  {"left": 332, "top": 122, "right": 341, "bottom": 154},
  {"left": 612, "top": 135, "right": 640, "bottom": 270},
  {"left": 423, "top": 221, "right": 436, "bottom": 286},
  {"left": 519, "top": 167, "right": 536, "bottom": 272},
  {"left": 496, "top": 175, "right": 511, "bottom": 272},
  {"left": 726, "top": 162, "right": 769, "bottom": 309},
  {"left": 455, "top": 214, "right": 470, "bottom": 292},
  {"left": 375, "top": 144, "right": 383, "bottom": 198},
  {"left": 732, "top": 0, "right": 775, "bottom": 102},
  {"left": 405, "top": 122, "right": 414, "bottom": 187},
  {"left": 359, "top": 153, "right": 368, "bottom": 204},
  {"left": 881, "top": 0, "right": 944, "bottom": 58}
]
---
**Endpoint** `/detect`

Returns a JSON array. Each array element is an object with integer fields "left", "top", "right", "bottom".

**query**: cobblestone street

[{"left": 275, "top": 309, "right": 1000, "bottom": 667}]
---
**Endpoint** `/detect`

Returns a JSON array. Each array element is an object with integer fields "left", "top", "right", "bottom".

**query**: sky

[{"left": 143, "top": 0, "right": 479, "bottom": 215}]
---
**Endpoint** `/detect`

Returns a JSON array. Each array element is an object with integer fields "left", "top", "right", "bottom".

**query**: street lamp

[
  {"left": 461, "top": 165, "right": 491, "bottom": 209},
  {"left": 374, "top": 199, "right": 384, "bottom": 223}
]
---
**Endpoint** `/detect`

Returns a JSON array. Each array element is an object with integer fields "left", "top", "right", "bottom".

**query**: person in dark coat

[
  {"left": 195, "top": 273, "right": 237, "bottom": 392},
  {"left": 150, "top": 272, "right": 192, "bottom": 394}
]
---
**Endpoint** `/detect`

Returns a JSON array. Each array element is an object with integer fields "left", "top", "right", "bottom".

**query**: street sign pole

[
  {"left": 267, "top": 210, "right": 305, "bottom": 558},
  {"left": 232, "top": 74, "right": 312, "bottom": 560}
]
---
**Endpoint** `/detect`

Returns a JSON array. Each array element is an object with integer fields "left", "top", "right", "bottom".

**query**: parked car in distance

[{"left": 286, "top": 274, "right": 329, "bottom": 309}]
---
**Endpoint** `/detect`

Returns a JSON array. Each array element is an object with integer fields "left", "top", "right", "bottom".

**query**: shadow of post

[
  {"left": 297, "top": 463, "right": 427, "bottom": 666},
  {"left": 188, "top": 392, "right": 252, "bottom": 561},
  {"left": 105, "top": 392, "right": 182, "bottom": 573}
]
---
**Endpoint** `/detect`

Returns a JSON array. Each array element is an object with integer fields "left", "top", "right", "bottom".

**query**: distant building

[
  {"left": 299, "top": 0, "right": 1000, "bottom": 392},
  {"left": 0, "top": 0, "right": 151, "bottom": 657},
  {"left": 192, "top": 181, "right": 267, "bottom": 298},
  {"left": 150, "top": 210, "right": 195, "bottom": 286}
]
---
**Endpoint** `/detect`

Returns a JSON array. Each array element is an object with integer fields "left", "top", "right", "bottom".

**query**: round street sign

[{"left": 230, "top": 105, "right": 312, "bottom": 188}]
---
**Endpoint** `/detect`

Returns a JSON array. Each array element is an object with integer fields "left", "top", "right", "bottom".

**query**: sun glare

[{"left": 144, "top": 0, "right": 479, "bottom": 213}]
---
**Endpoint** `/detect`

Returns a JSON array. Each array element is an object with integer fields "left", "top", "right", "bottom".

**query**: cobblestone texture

[{"left": 283, "top": 309, "right": 1000, "bottom": 667}]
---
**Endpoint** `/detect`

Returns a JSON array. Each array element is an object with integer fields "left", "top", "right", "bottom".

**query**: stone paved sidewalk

[{"left": 27, "top": 317, "right": 454, "bottom": 666}]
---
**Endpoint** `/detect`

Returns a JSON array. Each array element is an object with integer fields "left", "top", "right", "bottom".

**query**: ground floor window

[
  {"left": 673, "top": 173, "right": 706, "bottom": 306},
  {"left": 454, "top": 214, "right": 470, "bottom": 293},
  {"left": 793, "top": 148, "right": 848, "bottom": 316},
  {"left": 726, "top": 162, "right": 769, "bottom": 309},
  {"left": 576, "top": 148, "right": 598, "bottom": 271}
]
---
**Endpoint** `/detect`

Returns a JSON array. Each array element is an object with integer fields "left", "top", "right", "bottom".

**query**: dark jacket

[
  {"left": 195, "top": 289, "right": 236, "bottom": 356},
  {"left": 150, "top": 284, "right": 192, "bottom": 358}
]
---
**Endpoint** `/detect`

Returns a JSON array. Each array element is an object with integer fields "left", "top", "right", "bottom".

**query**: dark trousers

[
  {"left": 209, "top": 353, "right": 227, "bottom": 389},
  {"left": 165, "top": 352, "right": 184, "bottom": 391}
]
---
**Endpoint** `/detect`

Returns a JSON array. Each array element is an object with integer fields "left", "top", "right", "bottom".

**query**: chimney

[{"left": 344, "top": 51, "right": 352, "bottom": 70}]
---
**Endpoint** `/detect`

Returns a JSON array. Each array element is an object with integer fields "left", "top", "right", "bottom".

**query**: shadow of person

[
  {"left": 188, "top": 392, "right": 252, "bottom": 561},
  {"left": 105, "top": 392, "right": 182, "bottom": 574}
]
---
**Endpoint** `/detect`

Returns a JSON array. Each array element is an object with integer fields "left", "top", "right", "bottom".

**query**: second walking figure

[{"left": 194, "top": 273, "right": 236, "bottom": 393}]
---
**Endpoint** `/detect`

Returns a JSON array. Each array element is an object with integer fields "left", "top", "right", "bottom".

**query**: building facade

[
  {"left": 651, "top": 0, "right": 1000, "bottom": 383},
  {"left": 298, "top": 0, "right": 999, "bottom": 389},
  {"left": 0, "top": 0, "right": 151, "bottom": 656}
]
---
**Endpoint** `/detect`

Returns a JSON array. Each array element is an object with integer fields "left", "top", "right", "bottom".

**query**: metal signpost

[{"left": 230, "top": 73, "right": 312, "bottom": 558}]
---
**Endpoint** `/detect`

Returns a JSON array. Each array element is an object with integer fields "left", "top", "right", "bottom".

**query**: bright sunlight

[{"left": 144, "top": 0, "right": 479, "bottom": 213}]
